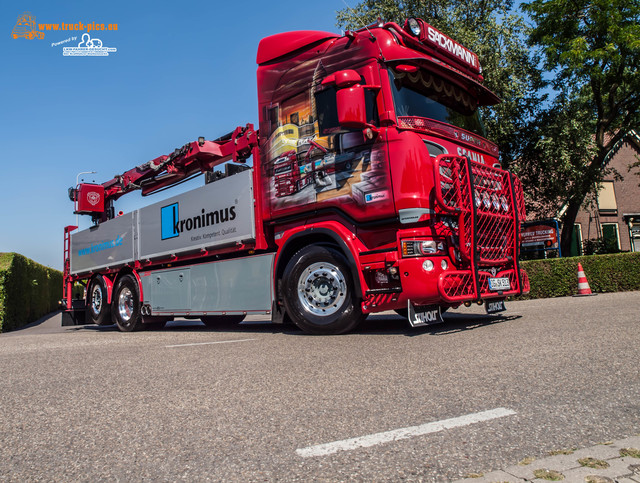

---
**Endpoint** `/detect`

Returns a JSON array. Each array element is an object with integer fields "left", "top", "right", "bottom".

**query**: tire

[
  {"left": 201, "top": 315, "right": 246, "bottom": 327},
  {"left": 87, "top": 275, "right": 111, "bottom": 325},
  {"left": 282, "top": 245, "right": 364, "bottom": 335},
  {"left": 112, "top": 274, "right": 144, "bottom": 332}
]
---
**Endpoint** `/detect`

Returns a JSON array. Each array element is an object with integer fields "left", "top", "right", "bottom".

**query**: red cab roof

[{"left": 257, "top": 30, "right": 339, "bottom": 65}]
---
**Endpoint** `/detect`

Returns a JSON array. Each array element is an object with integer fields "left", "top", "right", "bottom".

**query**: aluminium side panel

[
  {"left": 140, "top": 253, "right": 275, "bottom": 314},
  {"left": 190, "top": 254, "right": 274, "bottom": 312},
  {"left": 138, "top": 170, "right": 255, "bottom": 260},
  {"left": 141, "top": 268, "right": 191, "bottom": 312},
  {"left": 70, "top": 212, "right": 135, "bottom": 275}
]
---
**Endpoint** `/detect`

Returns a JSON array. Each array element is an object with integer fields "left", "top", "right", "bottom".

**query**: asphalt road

[{"left": 1, "top": 292, "right": 638, "bottom": 481}]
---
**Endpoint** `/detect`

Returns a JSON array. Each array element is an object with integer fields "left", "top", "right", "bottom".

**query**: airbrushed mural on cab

[{"left": 264, "top": 68, "right": 388, "bottom": 212}]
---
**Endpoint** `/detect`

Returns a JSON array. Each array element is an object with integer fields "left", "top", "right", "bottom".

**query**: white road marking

[
  {"left": 165, "top": 338, "right": 256, "bottom": 348},
  {"left": 296, "top": 407, "right": 517, "bottom": 458}
]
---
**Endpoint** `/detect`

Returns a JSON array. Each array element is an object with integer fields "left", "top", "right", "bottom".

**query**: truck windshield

[
  {"left": 274, "top": 163, "right": 292, "bottom": 175},
  {"left": 390, "top": 68, "right": 486, "bottom": 137}
]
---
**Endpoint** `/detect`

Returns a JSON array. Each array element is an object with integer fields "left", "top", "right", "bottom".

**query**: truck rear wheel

[
  {"left": 112, "top": 275, "right": 144, "bottom": 332},
  {"left": 282, "top": 245, "right": 363, "bottom": 335},
  {"left": 88, "top": 275, "right": 111, "bottom": 325}
]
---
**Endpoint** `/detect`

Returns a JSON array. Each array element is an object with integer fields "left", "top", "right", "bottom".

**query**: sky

[{"left": 0, "top": 0, "right": 346, "bottom": 270}]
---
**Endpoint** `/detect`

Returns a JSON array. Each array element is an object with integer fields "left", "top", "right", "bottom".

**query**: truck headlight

[
  {"left": 401, "top": 240, "right": 445, "bottom": 257},
  {"left": 500, "top": 195, "right": 510, "bottom": 212},
  {"left": 492, "top": 193, "right": 500, "bottom": 211},
  {"left": 407, "top": 18, "right": 421, "bottom": 36},
  {"left": 482, "top": 191, "right": 491, "bottom": 209}
]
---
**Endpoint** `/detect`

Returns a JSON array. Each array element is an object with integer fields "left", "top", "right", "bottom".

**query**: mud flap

[
  {"left": 408, "top": 302, "right": 444, "bottom": 327},
  {"left": 485, "top": 299, "right": 506, "bottom": 314},
  {"left": 61, "top": 300, "right": 88, "bottom": 326}
]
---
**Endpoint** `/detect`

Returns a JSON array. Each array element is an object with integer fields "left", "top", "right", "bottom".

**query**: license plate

[
  {"left": 488, "top": 277, "right": 510, "bottom": 291},
  {"left": 407, "top": 303, "right": 444, "bottom": 327},
  {"left": 485, "top": 299, "right": 506, "bottom": 314}
]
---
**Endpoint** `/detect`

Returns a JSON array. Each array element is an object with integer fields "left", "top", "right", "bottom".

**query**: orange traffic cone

[{"left": 574, "top": 262, "right": 596, "bottom": 296}]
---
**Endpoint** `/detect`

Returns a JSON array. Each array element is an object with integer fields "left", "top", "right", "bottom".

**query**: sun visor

[
  {"left": 388, "top": 56, "right": 501, "bottom": 106},
  {"left": 257, "top": 31, "right": 339, "bottom": 65}
]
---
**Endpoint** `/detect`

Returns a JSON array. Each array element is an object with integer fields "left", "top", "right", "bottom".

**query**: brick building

[{"left": 569, "top": 131, "right": 640, "bottom": 255}]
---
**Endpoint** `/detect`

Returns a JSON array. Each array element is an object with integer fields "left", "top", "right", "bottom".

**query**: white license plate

[{"left": 488, "top": 277, "right": 511, "bottom": 291}]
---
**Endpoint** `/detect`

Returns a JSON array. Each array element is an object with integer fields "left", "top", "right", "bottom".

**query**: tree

[
  {"left": 335, "top": 0, "right": 545, "bottom": 170},
  {"left": 517, "top": 90, "right": 597, "bottom": 219},
  {"left": 521, "top": 0, "right": 640, "bottom": 255}
]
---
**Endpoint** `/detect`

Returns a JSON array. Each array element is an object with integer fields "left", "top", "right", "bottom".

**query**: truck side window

[
  {"left": 315, "top": 86, "right": 340, "bottom": 135},
  {"left": 364, "top": 89, "right": 379, "bottom": 127}
]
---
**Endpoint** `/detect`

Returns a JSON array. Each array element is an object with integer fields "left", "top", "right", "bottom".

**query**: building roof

[{"left": 603, "top": 129, "right": 640, "bottom": 167}]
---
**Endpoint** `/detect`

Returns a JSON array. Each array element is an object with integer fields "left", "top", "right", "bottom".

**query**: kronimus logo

[{"left": 160, "top": 202, "right": 236, "bottom": 240}]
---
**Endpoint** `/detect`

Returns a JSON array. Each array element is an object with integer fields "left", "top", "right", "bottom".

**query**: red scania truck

[{"left": 62, "top": 18, "right": 529, "bottom": 334}]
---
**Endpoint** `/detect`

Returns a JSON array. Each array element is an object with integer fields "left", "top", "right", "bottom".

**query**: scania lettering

[{"left": 61, "top": 18, "right": 529, "bottom": 334}]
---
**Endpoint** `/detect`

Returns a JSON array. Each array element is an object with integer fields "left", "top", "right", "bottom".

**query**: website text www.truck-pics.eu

[{"left": 39, "top": 22, "right": 117, "bottom": 33}]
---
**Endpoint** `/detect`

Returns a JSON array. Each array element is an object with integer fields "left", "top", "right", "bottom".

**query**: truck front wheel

[
  {"left": 282, "top": 245, "right": 363, "bottom": 335},
  {"left": 112, "top": 275, "right": 144, "bottom": 332},
  {"left": 88, "top": 275, "right": 111, "bottom": 325}
]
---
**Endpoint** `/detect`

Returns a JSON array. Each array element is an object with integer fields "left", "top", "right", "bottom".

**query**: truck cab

[{"left": 257, "top": 18, "right": 528, "bottom": 328}]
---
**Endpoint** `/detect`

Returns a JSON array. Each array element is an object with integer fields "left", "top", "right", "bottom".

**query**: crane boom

[{"left": 100, "top": 124, "right": 257, "bottom": 203}]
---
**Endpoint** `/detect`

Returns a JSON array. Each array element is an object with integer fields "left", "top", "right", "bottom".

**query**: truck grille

[
  {"left": 433, "top": 155, "right": 528, "bottom": 301},
  {"left": 439, "top": 269, "right": 530, "bottom": 300}
]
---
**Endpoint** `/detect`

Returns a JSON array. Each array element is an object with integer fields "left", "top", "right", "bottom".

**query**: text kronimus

[{"left": 173, "top": 206, "right": 237, "bottom": 234}]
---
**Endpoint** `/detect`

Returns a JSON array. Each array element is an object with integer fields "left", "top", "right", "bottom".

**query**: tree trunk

[
  {"left": 560, "top": 149, "right": 609, "bottom": 256},
  {"left": 560, "top": 196, "right": 583, "bottom": 256}
]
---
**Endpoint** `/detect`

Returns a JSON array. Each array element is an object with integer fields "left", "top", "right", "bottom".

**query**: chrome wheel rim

[
  {"left": 90, "top": 284, "right": 102, "bottom": 316},
  {"left": 118, "top": 287, "right": 134, "bottom": 322},
  {"left": 297, "top": 262, "right": 346, "bottom": 316}
]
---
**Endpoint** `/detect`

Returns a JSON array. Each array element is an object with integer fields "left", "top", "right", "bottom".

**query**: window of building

[
  {"left": 632, "top": 229, "right": 640, "bottom": 253},
  {"left": 569, "top": 223, "right": 583, "bottom": 257},
  {"left": 597, "top": 181, "right": 617, "bottom": 215},
  {"left": 623, "top": 215, "right": 640, "bottom": 252},
  {"left": 601, "top": 223, "right": 621, "bottom": 251}
]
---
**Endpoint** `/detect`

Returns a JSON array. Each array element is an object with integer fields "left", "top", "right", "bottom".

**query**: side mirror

[
  {"left": 322, "top": 69, "right": 360, "bottom": 88},
  {"left": 336, "top": 85, "right": 368, "bottom": 129}
]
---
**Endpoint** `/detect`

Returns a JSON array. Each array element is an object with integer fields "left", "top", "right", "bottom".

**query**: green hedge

[
  {"left": 518, "top": 252, "right": 640, "bottom": 300},
  {"left": 0, "top": 253, "right": 63, "bottom": 333}
]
